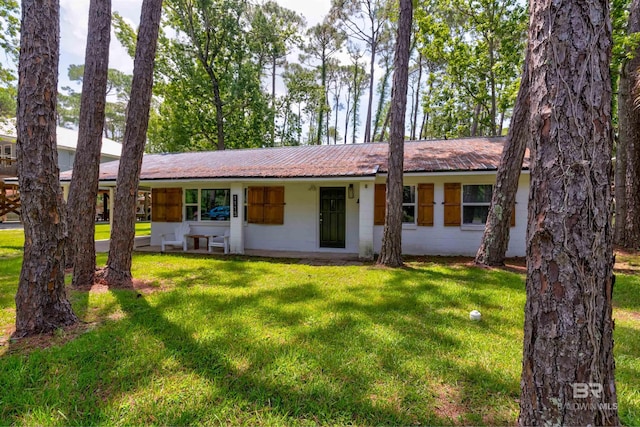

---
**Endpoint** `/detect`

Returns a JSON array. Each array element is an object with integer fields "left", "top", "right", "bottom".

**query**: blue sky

[{"left": 59, "top": 0, "right": 331, "bottom": 91}]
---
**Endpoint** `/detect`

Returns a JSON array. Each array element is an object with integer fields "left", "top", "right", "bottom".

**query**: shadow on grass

[
  {"left": 613, "top": 273, "right": 640, "bottom": 312},
  {"left": 99, "top": 262, "right": 523, "bottom": 425},
  {"left": 0, "top": 257, "right": 21, "bottom": 309},
  {"left": 3, "top": 252, "right": 635, "bottom": 425},
  {"left": 109, "top": 289, "right": 443, "bottom": 425}
]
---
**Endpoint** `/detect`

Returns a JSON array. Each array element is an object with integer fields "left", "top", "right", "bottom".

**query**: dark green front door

[{"left": 320, "top": 187, "right": 346, "bottom": 248}]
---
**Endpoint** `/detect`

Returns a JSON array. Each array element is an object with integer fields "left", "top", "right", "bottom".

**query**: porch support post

[
  {"left": 109, "top": 187, "right": 115, "bottom": 228},
  {"left": 229, "top": 183, "right": 244, "bottom": 254},
  {"left": 358, "top": 182, "right": 374, "bottom": 260},
  {"left": 62, "top": 184, "right": 69, "bottom": 201}
]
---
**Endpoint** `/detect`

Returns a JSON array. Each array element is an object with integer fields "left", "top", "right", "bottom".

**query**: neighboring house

[
  {"left": 0, "top": 119, "right": 122, "bottom": 221},
  {"left": 60, "top": 137, "right": 530, "bottom": 259},
  {"left": 0, "top": 119, "right": 122, "bottom": 175}
]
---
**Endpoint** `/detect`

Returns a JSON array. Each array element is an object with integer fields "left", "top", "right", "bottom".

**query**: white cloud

[
  {"left": 275, "top": 0, "right": 330, "bottom": 26},
  {"left": 59, "top": 0, "right": 143, "bottom": 90},
  {"left": 58, "top": 0, "right": 330, "bottom": 87}
]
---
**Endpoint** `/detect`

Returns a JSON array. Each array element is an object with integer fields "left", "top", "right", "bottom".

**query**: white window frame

[
  {"left": 462, "top": 184, "right": 493, "bottom": 227},
  {"left": 184, "top": 188, "right": 199, "bottom": 221},
  {"left": 402, "top": 185, "right": 416, "bottom": 225},
  {"left": 2, "top": 144, "right": 14, "bottom": 159},
  {"left": 184, "top": 187, "right": 231, "bottom": 222}
]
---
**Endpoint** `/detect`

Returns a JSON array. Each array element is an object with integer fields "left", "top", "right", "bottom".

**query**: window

[
  {"left": 183, "top": 188, "right": 231, "bottom": 221},
  {"left": 2, "top": 144, "right": 13, "bottom": 159},
  {"left": 185, "top": 189, "right": 198, "bottom": 221},
  {"left": 201, "top": 189, "right": 230, "bottom": 221},
  {"left": 462, "top": 184, "right": 493, "bottom": 225},
  {"left": 374, "top": 183, "right": 434, "bottom": 226},
  {"left": 402, "top": 185, "right": 416, "bottom": 224}
]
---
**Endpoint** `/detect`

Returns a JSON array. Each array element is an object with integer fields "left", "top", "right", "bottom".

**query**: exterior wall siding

[
  {"left": 243, "top": 182, "right": 360, "bottom": 254},
  {"left": 147, "top": 173, "right": 529, "bottom": 257},
  {"left": 373, "top": 174, "right": 529, "bottom": 257}
]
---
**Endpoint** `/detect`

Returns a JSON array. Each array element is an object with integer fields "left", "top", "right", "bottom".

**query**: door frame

[{"left": 319, "top": 186, "right": 346, "bottom": 249}]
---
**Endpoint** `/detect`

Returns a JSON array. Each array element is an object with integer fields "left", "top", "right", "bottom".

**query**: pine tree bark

[
  {"left": 66, "top": 0, "right": 111, "bottom": 288},
  {"left": 363, "top": 41, "right": 376, "bottom": 143},
  {"left": 411, "top": 53, "right": 423, "bottom": 140},
  {"left": 377, "top": 0, "right": 412, "bottom": 267},
  {"left": 620, "top": 0, "right": 640, "bottom": 249},
  {"left": 100, "top": 0, "right": 162, "bottom": 287},
  {"left": 475, "top": 55, "right": 529, "bottom": 266},
  {"left": 14, "top": 0, "right": 78, "bottom": 337},
  {"left": 519, "top": 0, "right": 619, "bottom": 424}
]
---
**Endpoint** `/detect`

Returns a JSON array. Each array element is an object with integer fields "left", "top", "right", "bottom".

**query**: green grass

[
  {"left": 0, "top": 232, "right": 638, "bottom": 425},
  {"left": 95, "top": 221, "right": 151, "bottom": 241}
]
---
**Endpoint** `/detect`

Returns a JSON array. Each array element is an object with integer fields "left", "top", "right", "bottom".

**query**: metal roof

[{"left": 59, "top": 137, "right": 529, "bottom": 182}]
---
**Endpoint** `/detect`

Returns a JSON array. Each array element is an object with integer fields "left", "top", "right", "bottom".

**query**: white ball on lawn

[{"left": 469, "top": 310, "right": 482, "bottom": 321}]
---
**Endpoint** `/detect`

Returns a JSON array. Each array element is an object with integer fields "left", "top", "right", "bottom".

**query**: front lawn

[{"left": 0, "top": 234, "right": 638, "bottom": 425}]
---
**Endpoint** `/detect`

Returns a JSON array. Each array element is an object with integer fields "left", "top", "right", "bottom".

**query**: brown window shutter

[
  {"left": 264, "top": 186, "right": 285, "bottom": 224},
  {"left": 247, "top": 186, "right": 265, "bottom": 224},
  {"left": 444, "top": 183, "right": 461, "bottom": 226},
  {"left": 417, "top": 183, "right": 434, "bottom": 226},
  {"left": 374, "top": 184, "right": 386, "bottom": 225},
  {"left": 165, "top": 188, "right": 183, "bottom": 222},
  {"left": 510, "top": 203, "right": 516, "bottom": 227},
  {"left": 151, "top": 188, "right": 167, "bottom": 222},
  {"left": 151, "top": 188, "right": 182, "bottom": 222}
]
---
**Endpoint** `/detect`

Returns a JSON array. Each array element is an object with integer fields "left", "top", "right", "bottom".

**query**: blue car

[{"left": 208, "top": 206, "right": 230, "bottom": 220}]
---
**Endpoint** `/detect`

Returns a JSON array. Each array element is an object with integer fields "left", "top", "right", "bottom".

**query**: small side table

[{"left": 186, "top": 234, "right": 209, "bottom": 250}]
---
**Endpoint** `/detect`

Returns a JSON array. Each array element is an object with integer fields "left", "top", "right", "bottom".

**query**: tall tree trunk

[
  {"left": 66, "top": 0, "right": 111, "bottom": 288},
  {"left": 352, "top": 61, "right": 359, "bottom": 144},
  {"left": 333, "top": 89, "right": 340, "bottom": 144},
  {"left": 470, "top": 103, "right": 481, "bottom": 137},
  {"left": 100, "top": 0, "right": 162, "bottom": 288},
  {"left": 317, "top": 49, "right": 327, "bottom": 145},
  {"left": 14, "top": 0, "right": 78, "bottom": 337},
  {"left": 380, "top": 106, "right": 390, "bottom": 142},
  {"left": 620, "top": 0, "right": 640, "bottom": 249},
  {"left": 519, "top": 0, "right": 618, "bottom": 424},
  {"left": 297, "top": 102, "right": 302, "bottom": 145},
  {"left": 420, "top": 79, "right": 434, "bottom": 139},
  {"left": 271, "top": 55, "right": 277, "bottom": 147},
  {"left": 475, "top": 55, "right": 529, "bottom": 266},
  {"left": 325, "top": 87, "right": 331, "bottom": 145},
  {"left": 488, "top": 38, "right": 497, "bottom": 136},
  {"left": 363, "top": 42, "right": 377, "bottom": 143},
  {"left": 373, "top": 63, "right": 391, "bottom": 141},
  {"left": 344, "top": 89, "right": 351, "bottom": 144},
  {"left": 377, "top": 0, "right": 412, "bottom": 267},
  {"left": 411, "top": 53, "right": 423, "bottom": 140},
  {"left": 211, "top": 73, "right": 225, "bottom": 151}
]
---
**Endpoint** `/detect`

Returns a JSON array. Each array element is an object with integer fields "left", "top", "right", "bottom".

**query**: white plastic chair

[
  {"left": 161, "top": 223, "right": 190, "bottom": 252},
  {"left": 208, "top": 229, "right": 230, "bottom": 254}
]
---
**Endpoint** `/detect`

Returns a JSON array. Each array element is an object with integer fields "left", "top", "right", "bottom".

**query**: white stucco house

[{"left": 60, "top": 136, "right": 530, "bottom": 259}]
